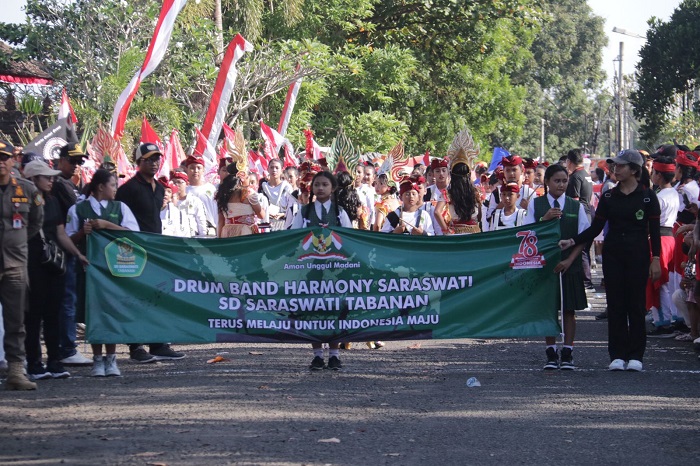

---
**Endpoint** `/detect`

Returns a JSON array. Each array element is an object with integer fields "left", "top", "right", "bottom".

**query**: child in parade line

[
  {"left": 216, "top": 163, "right": 265, "bottom": 238},
  {"left": 560, "top": 150, "right": 661, "bottom": 372},
  {"left": 259, "top": 159, "right": 292, "bottom": 231},
  {"left": 66, "top": 169, "right": 140, "bottom": 377},
  {"left": 533, "top": 163, "right": 547, "bottom": 197},
  {"left": 646, "top": 156, "right": 680, "bottom": 336},
  {"left": 434, "top": 160, "right": 481, "bottom": 235},
  {"left": 485, "top": 155, "right": 535, "bottom": 224},
  {"left": 24, "top": 161, "right": 89, "bottom": 381},
  {"left": 161, "top": 171, "right": 208, "bottom": 237},
  {"left": 525, "top": 164, "right": 590, "bottom": 370},
  {"left": 486, "top": 182, "right": 527, "bottom": 232},
  {"left": 381, "top": 178, "right": 435, "bottom": 236},
  {"left": 373, "top": 173, "right": 400, "bottom": 232},
  {"left": 291, "top": 171, "right": 352, "bottom": 370},
  {"left": 336, "top": 171, "right": 365, "bottom": 229}
]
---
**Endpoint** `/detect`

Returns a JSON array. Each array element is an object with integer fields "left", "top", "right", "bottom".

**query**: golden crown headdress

[
  {"left": 447, "top": 127, "right": 480, "bottom": 172},
  {"left": 226, "top": 125, "right": 248, "bottom": 173}
]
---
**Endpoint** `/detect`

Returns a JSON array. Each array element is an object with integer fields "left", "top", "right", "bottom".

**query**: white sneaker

[
  {"left": 104, "top": 354, "right": 121, "bottom": 377},
  {"left": 608, "top": 359, "right": 626, "bottom": 371},
  {"left": 626, "top": 359, "right": 643, "bottom": 372},
  {"left": 90, "top": 355, "right": 105, "bottom": 377},
  {"left": 61, "top": 350, "right": 93, "bottom": 366}
]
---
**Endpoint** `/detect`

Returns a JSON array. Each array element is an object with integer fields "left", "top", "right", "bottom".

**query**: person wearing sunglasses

[{"left": 0, "top": 140, "right": 45, "bottom": 390}]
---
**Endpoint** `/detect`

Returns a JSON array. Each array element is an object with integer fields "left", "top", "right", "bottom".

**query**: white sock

[
  {"left": 313, "top": 349, "right": 323, "bottom": 358},
  {"left": 329, "top": 349, "right": 340, "bottom": 358}
]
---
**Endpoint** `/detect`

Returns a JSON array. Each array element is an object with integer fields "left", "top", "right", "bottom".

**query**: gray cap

[
  {"left": 607, "top": 149, "right": 644, "bottom": 167},
  {"left": 23, "top": 160, "right": 61, "bottom": 179}
]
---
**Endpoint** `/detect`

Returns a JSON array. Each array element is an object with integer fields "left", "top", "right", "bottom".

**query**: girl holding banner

[
  {"left": 525, "top": 164, "right": 589, "bottom": 370},
  {"left": 291, "top": 171, "right": 352, "bottom": 370}
]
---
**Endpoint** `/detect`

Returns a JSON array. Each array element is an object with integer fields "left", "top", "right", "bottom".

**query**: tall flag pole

[
  {"left": 194, "top": 34, "right": 253, "bottom": 158},
  {"left": 277, "top": 64, "right": 302, "bottom": 137},
  {"left": 110, "top": 0, "right": 188, "bottom": 139}
]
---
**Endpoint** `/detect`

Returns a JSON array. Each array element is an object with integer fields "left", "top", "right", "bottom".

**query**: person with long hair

[
  {"left": 67, "top": 169, "right": 140, "bottom": 377},
  {"left": 434, "top": 162, "right": 481, "bottom": 235},
  {"left": 291, "top": 171, "right": 352, "bottom": 370},
  {"left": 335, "top": 171, "right": 364, "bottom": 228},
  {"left": 524, "top": 164, "right": 589, "bottom": 370},
  {"left": 215, "top": 164, "right": 265, "bottom": 238},
  {"left": 560, "top": 150, "right": 661, "bottom": 372}
]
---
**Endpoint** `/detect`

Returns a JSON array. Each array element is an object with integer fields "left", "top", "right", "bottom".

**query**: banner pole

[{"left": 559, "top": 272, "right": 565, "bottom": 343}]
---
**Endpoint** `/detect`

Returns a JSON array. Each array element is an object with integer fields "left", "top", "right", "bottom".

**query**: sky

[{"left": 3, "top": 0, "right": 681, "bottom": 87}]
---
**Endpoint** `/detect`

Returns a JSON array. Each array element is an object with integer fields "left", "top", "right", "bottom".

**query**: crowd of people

[{"left": 1, "top": 135, "right": 698, "bottom": 389}]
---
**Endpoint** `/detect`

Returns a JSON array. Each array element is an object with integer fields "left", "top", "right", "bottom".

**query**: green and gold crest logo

[{"left": 104, "top": 238, "right": 147, "bottom": 277}]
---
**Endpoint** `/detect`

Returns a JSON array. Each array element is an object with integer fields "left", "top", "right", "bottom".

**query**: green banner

[{"left": 86, "top": 221, "right": 562, "bottom": 344}]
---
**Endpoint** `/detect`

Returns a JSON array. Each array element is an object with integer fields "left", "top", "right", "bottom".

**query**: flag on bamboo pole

[
  {"left": 278, "top": 64, "right": 302, "bottom": 137},
  {"left": 58, "top": 88, "right": 78, "bottom": 124},
  {"left": 194, "top": 34, "right": 253, "bottom": 158},
  {"left": 110, "top": 0, "right": 188, "bottom": 139},
  {"left": 259, "top": 119, "right": 295, "bottom": 167}
]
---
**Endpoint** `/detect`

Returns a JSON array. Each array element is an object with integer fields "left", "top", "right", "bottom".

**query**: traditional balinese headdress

[
  {"left": 447, "top": 127, "right": 480, "bottom": 173},
  {"left": 225, "top": 125, "right": 248, "bottom": 173},
  {"left": 377, "top": 140, "right": 410, "bottom": 187}
]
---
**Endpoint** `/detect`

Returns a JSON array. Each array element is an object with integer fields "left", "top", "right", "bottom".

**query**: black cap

[
  {"left": 0, "top": 140, "right": 14, "bottom": 157},
  {"left": 59, "top": 143, "right": 87, "bottom": 159}
]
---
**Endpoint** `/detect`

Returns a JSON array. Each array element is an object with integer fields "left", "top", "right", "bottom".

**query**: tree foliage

[
  {"left": 631, "top": 0, "right": 700, "bottom": 145},
  {"left": 0, "top": 0, "right": 610, "bottom": 160}
]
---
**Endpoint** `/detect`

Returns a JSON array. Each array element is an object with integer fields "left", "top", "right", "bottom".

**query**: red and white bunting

[
  {"left": 277, "top": 65, "right": 302, "bottom": 137},
  {"left": 195, "top": 34, "right": 253, "bottom": 157},
  {"left": 110, "top": 0, "right": 188, "bottom": 139},
  {"left": 164, "top": 129, "right": 187, "bottom": 174},
  {"left": 195, "top": 127, "right": 218, "bottom": 174},
  {"left": 259, "top": 119, "right": 295, "bottom": 166},
  {"left": 58, "top": 88, "right": 78, "bottom": 124}
]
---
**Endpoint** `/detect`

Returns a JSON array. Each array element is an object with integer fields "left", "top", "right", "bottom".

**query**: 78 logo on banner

[{"left": 510, "top": 230, "right": 546, "bottom": 269}]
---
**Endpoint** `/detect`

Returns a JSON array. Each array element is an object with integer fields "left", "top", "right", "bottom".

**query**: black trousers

[
  {"left": 26, "top": 261, "right": 65, "bottom": 364},
  {"left": 602, "top": 240, "right": 649, "bottom": 362}
]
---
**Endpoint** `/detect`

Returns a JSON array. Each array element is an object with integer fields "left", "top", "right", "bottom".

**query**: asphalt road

[{"left": 1, "top": 270, "right": 699, "bottom": 466}]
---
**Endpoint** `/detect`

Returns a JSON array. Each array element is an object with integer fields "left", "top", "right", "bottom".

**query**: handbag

[{"left": 39, "top": 229, "right": 66, "bottom": 276}]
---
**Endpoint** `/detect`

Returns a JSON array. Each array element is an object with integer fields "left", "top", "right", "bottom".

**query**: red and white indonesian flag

[
  {"left": 58, "top": 88, "right": 78, "bottom": 124},
  {"left": 278, "top": 65, "right": 302, "bottom": 137},
  {"left": 163, "top": 129, "right": 186, "bottom": 175},
  {"left": 110, "top": 0, "right": 188, "bottom": 139},
  {"left": 194, "top": 34, "right": 253, "bottom": 158},
  {"left": 139, "top": 117, "right": 166, "bottom": 175},
  {"left": 248, "top": 149, "right": 268, "bottom": 176},
  {"left": 195, "top": 127, "right": 218, "bottom": 174},
  {"left": 259, "top": 119, "right": 295, "bottom": 166}
]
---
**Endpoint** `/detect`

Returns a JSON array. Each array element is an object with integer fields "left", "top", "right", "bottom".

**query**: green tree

[
  {"left": 631, "top": 0, "right": 700, "bottom": 145},
  {"left": 515, "top": 0, "right": 607, "bottom": 160}
]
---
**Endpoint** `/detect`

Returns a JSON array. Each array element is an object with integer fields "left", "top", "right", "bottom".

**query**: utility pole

[
  {"left": 617, "top": 41, "right": 624, "bottom": 152},
  {"left": 540, "top": 118, "right": 545, "bottom": 161}
]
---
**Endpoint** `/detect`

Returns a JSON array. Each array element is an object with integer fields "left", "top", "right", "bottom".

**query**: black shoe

[
  {"left": 560, "top": 348, "right": 575, "bottom": 370},
  {"left": 309, "top": 356, "right": 325, "bottom": 370},
  {"left": 584, "top": 282, "right": 595, "bottom": 291},
  {"left": 27, "top": 361, "right": 52, "bottom": 381},
  {"left": 149, "top": 344, "right": 185, "bottom": 360},
  {"left": 672, "top": 321, "right": 690, "bottom": 333},
  {"left": 543, "top": 347, "right": 559, "bottom": 370},
  {"left": 130, "top": 346, "right": 157, "bottom": 363},
  {"left": 647, "top": 326, "right": 675, "bottom": 338},
  {"left": 46, "top": 360, "right": 71, "bottom": 379},
  {"left": 595, "top": 309, "right": 608, "bottom": 321},
  {"left": 327, "top": 356, "right": 342, "bottom": 371}
]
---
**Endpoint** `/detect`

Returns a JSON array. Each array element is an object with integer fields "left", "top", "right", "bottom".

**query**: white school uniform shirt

[
  {"left": 657, "top": 186, "right": 679, "bottom": 227},
  {"left": 358, "top": 184, "right": 376, "bottom": 225},
  {"left": 291, "top": 199, "right": 353, "bottom": 229},
  {"left": 161, "top": 193, "right": 208, "bottom": 237},
  {"left": 187, "top": 183, "right": 218, "bottom": 229},
  {"left": 65, "top": 195, "right": 140, "bottom": 236},
  {"left": 420, "top": 202, "right": 443, "bottom": 235},
  {"left": 486, "top": 184, "right": 535, "bottom": 221},
  {"left": 425, "top": 184, "right": 446, "bottom": 202},
  {"left": 379, "top": 208, "right": 435, "bottom": 236},
  {"left": 523, "top": 193, "right": 589, "bottom": 234}
]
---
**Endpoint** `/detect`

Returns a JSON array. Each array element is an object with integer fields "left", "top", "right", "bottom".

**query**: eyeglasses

[
  {"left": 68, "top": 157, "right": 85, "bottom": 166},
  {"left": 0, "top": 153, "right": 11, "bottom": 161}
]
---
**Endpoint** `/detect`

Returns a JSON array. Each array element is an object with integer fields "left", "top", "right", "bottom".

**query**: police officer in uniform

[{"left": 0, "top": 140, "right": 44, "bottom": 390}]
